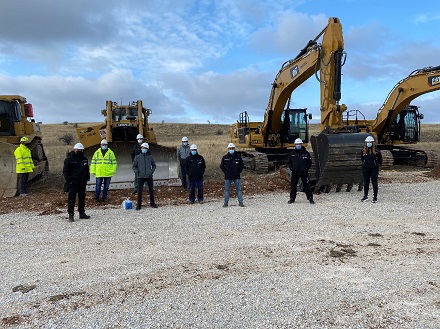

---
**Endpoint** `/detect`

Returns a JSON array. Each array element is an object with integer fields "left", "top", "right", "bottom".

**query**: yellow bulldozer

[
  {"left": 0, "top": 95, "right": 49, "bottom": 197},
  {"left": 76, "top": 100, "right": 179, "bottom": 191}
]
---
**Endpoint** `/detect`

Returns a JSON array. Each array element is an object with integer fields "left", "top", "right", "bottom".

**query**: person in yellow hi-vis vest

[
  {"left": 14, "top": 136, "right": 35, "bottom": 196},
  {"left": 90, "top": 139, "right": 117, "bottom": 202}
]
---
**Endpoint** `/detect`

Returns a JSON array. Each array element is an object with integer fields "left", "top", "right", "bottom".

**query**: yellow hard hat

[{"left": 20, "top": 136, "right": 29, "bottom": 143}]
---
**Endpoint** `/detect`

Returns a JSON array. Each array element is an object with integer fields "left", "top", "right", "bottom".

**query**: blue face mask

[
  {"left": 183, "top": 142, "right": 188, "bottom": 146},
  {"left": 137, "top": 139, "right": 143, "bottom": 144},
  {"left": 366, "top": 142, "right": 372, "bottom": 148},
  {"left": 295, "top": 145, "right": 301, "bottom": 150},
  {"left": 229, "top": 149, "right": 235, "bottom": 154},
  {"left": 101, "top": 145, "right": 108, "bottom": 150},
  {"left": 191, "top": 150, "right": 197, "bottom": 155},
  {"left": 141, "top": 149, "right": 148, "bottom": 154}
]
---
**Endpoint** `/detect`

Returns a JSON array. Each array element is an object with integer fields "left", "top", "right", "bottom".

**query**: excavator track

[
  {"left": 380, "top": 150, "right": 394, "bottom": 169},
  {"left": 240, "top": 151, "right": 269, "bottom": 174},
  {"left": 379, "top": 145, "right": 438, "bottom": 168}
]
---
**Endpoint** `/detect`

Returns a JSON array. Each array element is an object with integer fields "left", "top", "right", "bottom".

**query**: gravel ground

[{"left": 1, "top": 175, "right": 440, "bottom": 328}]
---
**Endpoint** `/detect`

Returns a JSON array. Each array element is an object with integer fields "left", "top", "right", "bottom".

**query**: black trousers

[
  {"left": 18, "top": 173, "right": 29, "bottom": 194},
  {"left": 137, "top": 177, "right": 155, "bottom": 207},
  {"left": 68, "top": 184, "right": 86, "bottom": 215},
  {"left": 363, "top": 168, "right": 379, "bottom": 198},
  {"left": 290, "top": 173, "right": 313, "bottom": 201}
]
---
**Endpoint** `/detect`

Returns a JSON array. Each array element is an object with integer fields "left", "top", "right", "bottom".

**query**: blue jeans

[
  {"left": 95, "top": 177, "right": 111, "bottom": 200},
  {"left": 224, "top": 179, "right": 243, "bottom": 204},
  {"left": 189, "top": 179, "right": 203, "bottom": 203}
]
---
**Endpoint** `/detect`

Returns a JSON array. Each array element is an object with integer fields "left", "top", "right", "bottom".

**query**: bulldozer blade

[
  {"left": 311, "top": 133, "right": 369, "bottom": 192},
  {"left": 84, "top": 142, "right": 180, "bottom": 192},
  {"left": 0, "top": 142, "right": 18, "bottom": 197}
]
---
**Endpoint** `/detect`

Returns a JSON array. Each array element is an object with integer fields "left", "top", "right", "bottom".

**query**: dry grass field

[{"left": 40, "top": 122, "right": 440, "bottom": 178}]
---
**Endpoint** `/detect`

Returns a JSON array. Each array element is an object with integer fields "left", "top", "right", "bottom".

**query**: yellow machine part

[
  {"left": 0, "top": 138, "right": 49, "bottom": 197},
  {"left": 83, "top": 142, "right": 180, "bottom": 191}
]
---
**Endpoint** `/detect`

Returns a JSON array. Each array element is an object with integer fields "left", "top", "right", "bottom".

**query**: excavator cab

[
  {"left": 281, "top": 108, "right": 311, "bottom": 144},
  {"left": 385, "top": 105, "right": 421, "bottom": 143}
]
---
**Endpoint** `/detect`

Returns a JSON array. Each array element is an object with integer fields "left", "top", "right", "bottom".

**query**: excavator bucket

[
  {"left": 311, "top": 133, "right": 369, "bottom": 192},
  {"left": 0, "top": 142, "right": 18, "bottom": 197},
  {"left": 84, "top": 142, "right": 179, "bottom": 191}
]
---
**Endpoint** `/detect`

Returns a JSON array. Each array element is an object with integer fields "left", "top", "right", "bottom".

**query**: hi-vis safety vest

[
  {"left": 90, "top": 148, "right": 117, "bottom": 177},
  {"left": 14, "top": 144, "right": 35, "bottom": 173}
]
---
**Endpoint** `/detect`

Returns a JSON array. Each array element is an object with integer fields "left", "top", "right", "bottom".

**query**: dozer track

[
  {"left": 84, "top": 142, "right": 180, "bottom": 192},
  {"left": 311, "top": 133, "right": 369, "bottom": 193}
]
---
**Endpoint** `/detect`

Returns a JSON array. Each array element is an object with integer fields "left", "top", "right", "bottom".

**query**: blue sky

[{"left": 1, "top": 0, "right": 439, "bottom": 124}]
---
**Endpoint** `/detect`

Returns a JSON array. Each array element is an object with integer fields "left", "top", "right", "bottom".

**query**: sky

[{"left": 1, "top": 0, "right": 440, "bottom": 125}]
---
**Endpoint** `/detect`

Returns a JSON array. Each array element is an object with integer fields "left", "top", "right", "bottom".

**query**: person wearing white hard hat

[
  {"left": 287, "top": 138, "right": 315, "bottom": 204},
  {"left": 360, "top": 135, "right": 382, "bottom": 203},
  {"left": 177, "top": 136, "right": 191, "bottom": 191},
  {"left": 132, "top": 142, "right": 158, "bottom": 209},
  {"left": 220, "top": 142, "right": 245, "bottom": 207},
  {"left": 90, "top": 139, "right": 117, "bottom": 202},
  {"left": 13, "top": 136, "right": 34, "bottom": 196},
  {"left": 185, "top": 144, "right": 206, "bottom": 204},
  {"left": 63, "top": 142, "right": 91, "bottom": 222},
  {"left": 131, "top": 134, "right": 144, "bottom": 195}
]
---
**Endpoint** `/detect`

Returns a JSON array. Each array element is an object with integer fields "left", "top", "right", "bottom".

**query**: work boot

[
  {"left": 79, "top": 213, "right": 90, "bottom": 219},
  {"left": 151, "top": 204, "right": 158, "bottom": 208},
  {"left": 288, "top": 199, "right": 295, "bottom": 204},
  {"left": 222, "top": 203, "right": 228, "bottom": 207},
  {"left": 68, "top": 214, "right": 74, "bottom": 222},
  {"left": 239, "top": 202, "right": 245, "bottom": 207},
  {"left": 309, "top": 199, "right": 315, "bottom": 204}
]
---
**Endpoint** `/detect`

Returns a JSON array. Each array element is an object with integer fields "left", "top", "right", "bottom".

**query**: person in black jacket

[
  {"left": 361, "top": 135, "right": 383, "bottom": 203},
  {"left": 63, "top": 143, "right": 91, "bottom": 222},
  {"left": 185, "top": 144, "right": 206, "bottom": 204},
  {"left": 220, "top": 143, "right": 245, "bottom": 207},
  {"left": 287, "top": 138, "right": 314, "bottom": 204},
  {"left": 132, "top": 142, "right": 158, "bottom": 210}
]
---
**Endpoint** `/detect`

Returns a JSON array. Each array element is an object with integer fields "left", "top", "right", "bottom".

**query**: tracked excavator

[
  {"left": 230, "top": 17, "right": 370, "bottom": 190},
  {"left": 342, "top": 65, "right": 440, "bottom": 168},
  {"left": 0, "top": 95, "right": 49, "bottom": 197},
  {"left": 76, "top": 100, "right": 179, "bottom": 191}
]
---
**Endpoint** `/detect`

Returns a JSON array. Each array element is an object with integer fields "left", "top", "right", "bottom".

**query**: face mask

[
  {"left": 138, "top": 139, "right": 143, "bottom": 144},
  {"left": 191, "top": 150, "right": 197, "bottom": 155},
  {"left": 229, "top": 149, "right": 235, "bottom": 155},
  {"left": 141, "top": 149, "right": 148, "bottom": 154},
  {"left": 183, "top": 142, "right": 188, "bottom": 146},
  {"left": 101, "top": 145, "right": 108, "bottom": 150},
  {"left": 366, "top": 142, "right": 372, "bottom": 148},
  {"left": 295, "top": 145, "right": 301, "bottom": 150}
]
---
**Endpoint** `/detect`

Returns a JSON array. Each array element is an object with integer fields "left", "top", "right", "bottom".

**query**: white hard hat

[
  {"left": 141, "top": 142, "right": 149, "bottom": 149},
  {"left": 136, "top": 134, "right": 144, "bottom": 140},
  {"left": 227, "top": 143, "right": 236, "bottom": 149},
  {"left": 365, "top": 136, "right": 375, "bottom": 142},
  {"left": 294, "top": 138, "right": 303, "bottom": 144},
  {"left": 190, "top": 144, "right": 198, "bottom": 150},
  {"left": 74, "top": 143, "right": 84, "bottom": 150},
  {"left": 101, "top": 139, "right": 108, "bottom": 145},
  {"left": 182, "top": 136, "right": 189, "bottom": 142}
]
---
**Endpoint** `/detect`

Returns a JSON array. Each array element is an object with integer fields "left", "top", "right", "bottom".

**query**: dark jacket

[
  {"left": 63, "top": 151, "right": 90, "bottom": 186},
  {"left": 220, "top": 152, "right": 244, "bottom": 180},
  {"left": 288, "top": 146, "right": 312, "bottom": 175},
  {"left": 131, "top": 143, "right": 142, "bottom": 162},
  {"left": 133, "top": 151, "right": 156, "bottom": 179},
  {"left": 361, "top": 147, "right": 382, "bottom": 170},
  {"left": 185, "top": 153, "right": 206, "bottom": 180}
]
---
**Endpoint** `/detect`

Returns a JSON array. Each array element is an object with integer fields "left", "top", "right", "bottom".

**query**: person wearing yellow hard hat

[{"left": 13, "top": 136, "right": 35, "bottom": 196}]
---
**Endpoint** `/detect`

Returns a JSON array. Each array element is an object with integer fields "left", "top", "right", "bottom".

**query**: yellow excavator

[
  {"left": 0, "top": 95, "right": 49, "bottom": 197},
  {"left": 230, "top": 17, "right": 440, "bottom": 192},
  {"left": 76, "top": 100, "right": 179, "bottom": 191},
  {"left": 231, "top": 17, "right": 369, "bottom": 189}
]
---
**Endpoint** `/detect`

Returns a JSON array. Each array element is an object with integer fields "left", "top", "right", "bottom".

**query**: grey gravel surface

[{"left": 1, "top": 175, "right": 440, "bottom": 328}]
